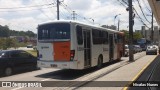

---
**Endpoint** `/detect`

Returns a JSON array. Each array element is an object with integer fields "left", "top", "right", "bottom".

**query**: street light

[
  {"left": 114, "top": 14, "right": 121, "bottom": 31},
  {"left": 89, "top": 18, "right": 94, "bottom": 24}
]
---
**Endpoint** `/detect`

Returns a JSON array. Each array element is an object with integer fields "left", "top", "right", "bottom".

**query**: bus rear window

[{"left": 38, "top": 23, "right": 70, "bottom": 41}]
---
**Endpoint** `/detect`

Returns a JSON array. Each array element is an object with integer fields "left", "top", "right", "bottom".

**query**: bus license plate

[{"left": 51, "top": 64, "right": 57, "bottom": 67}]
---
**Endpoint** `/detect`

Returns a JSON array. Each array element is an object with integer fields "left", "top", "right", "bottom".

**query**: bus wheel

[{"left": 97, "top": 56, "right": 103, "bottom": 69}]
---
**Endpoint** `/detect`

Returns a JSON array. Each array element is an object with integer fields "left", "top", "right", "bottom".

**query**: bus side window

[
  {"left": 92, "top": 29, "right": 102, "bottom": 44},
  {"left": 76, "top": 26, "right": 83, "bottom": 45},
  {"left": 102, "top": 31, "right": 108, "bottom": 44}
]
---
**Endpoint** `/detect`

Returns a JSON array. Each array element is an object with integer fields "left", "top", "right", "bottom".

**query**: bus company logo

[
  {"left": 41, "top": 46, "right": 49, "bottom": 49},
  {"left": 2, "top": 82, "right": 11, "bottom": 87}
]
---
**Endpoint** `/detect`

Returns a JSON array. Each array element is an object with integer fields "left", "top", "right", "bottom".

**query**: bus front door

[
  {"left": 109, "top": 34, "right": 114, "bottom": 61},
  {"left": 83, "top": 30, "right": 91, "bottom": 68}
]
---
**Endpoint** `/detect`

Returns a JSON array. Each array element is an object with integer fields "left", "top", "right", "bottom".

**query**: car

[
  {"left": 133, "top": 45, "right": 142, "bottom": 53},
  {"left": 153, "top": 45, "right": 158, "bottom": 50},
  {"left": 133, "top": 45, "right": 138, "bottom": 53},
  {"left": 139, "top": 44, "right": 147, "bottom": 51},
  {"left": 134, "top": 45, "right": 142, "bottom": 52},
  {"left": 0, "top": 50, "right": 37, "bottom": 76},
  {"left": 124, "top": 45, "right": 129, "bottom": 57},
  {"left": 146, "top": 45, "right": 157, "bottom": 55},
  {"left": 27, "top": 45, "right": 33, "bottom": 48}
]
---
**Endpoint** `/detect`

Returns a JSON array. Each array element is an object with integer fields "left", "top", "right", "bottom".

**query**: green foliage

[
  {"left": 120, "top": 30, "right": 143, "bottom": 44},
  {"left": 133, "top": 32, "right": 142, "bottom": 40},
  {"left": 0, "top": 25, "right": 36, "bottom": 50},
  {"left": 0, "top": 38, "right": 30, "bottom": 50},
  {"left": 0, "top": 38, "right": 18, "bottom": 49},
  {"left": 0, "top": 25, "right": 36, "bottom": 37},
  {"left": 0, "top": 25, "right": 10, "bottom": 37}
]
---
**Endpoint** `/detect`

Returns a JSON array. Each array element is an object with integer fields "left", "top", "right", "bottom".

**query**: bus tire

[{"left": 97, "top": 55, "right": 103, "bottom": 69}]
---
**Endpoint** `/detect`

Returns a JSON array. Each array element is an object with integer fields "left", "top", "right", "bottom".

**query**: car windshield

[{"left": 0, "top": 51, "right": 6, "bottom": 58}]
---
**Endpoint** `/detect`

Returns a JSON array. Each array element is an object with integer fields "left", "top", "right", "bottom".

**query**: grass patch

[{"left": 26, "top": 50, "right": 37, "bottom": 57}]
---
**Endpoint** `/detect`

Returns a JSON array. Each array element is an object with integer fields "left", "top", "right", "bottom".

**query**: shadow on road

[
  {"left": 0, "top": 67, "right": 40, "bottom": 78},
  {"left": 35, "top": 60, "right": 122, "bottom": 80}
]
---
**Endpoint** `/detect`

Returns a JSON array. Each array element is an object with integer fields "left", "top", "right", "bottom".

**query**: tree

[
  {"left": 120, "top": 30, "right": 143, "bottom": 44},
  {"left": 133, "top": 32, "right": 142, "bottom": 40}
]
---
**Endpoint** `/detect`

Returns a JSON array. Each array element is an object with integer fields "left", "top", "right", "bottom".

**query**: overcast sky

[{"left": 0, "top": 0, "right": 158, "bottom": 33}]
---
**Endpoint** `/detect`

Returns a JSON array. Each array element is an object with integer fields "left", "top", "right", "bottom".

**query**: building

[
  {"left": 153, "top": 26, "right": 160, "bottom": 44},
  {"left": 135, "top": 26, "right": 160, "bottom": 45}
]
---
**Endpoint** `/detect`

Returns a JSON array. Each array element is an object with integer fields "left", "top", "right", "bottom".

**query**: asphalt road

[
  {"left": 0, "top": 52, "right": 146, "bottom": 90},
  {"left": 0, "top": 60, "right": 125, "bottom": 90},
  {"left": 128, "top": 55, "right": 160, "bottom": 90}
]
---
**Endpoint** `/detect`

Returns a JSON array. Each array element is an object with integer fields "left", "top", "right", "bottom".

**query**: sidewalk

[{"left": 70, "top": 52, "right": 158, "bottom": 90}]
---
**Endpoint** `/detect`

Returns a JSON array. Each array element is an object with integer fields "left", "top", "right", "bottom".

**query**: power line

[
  {"left": 0, "top": 3, "right": 54, "bottom": 9},
  {"left": 117, "top": 0, "right": 150, "bottom": 28},
  {"left": 60, "top": 2, "right": 95, "bottom": 24},
  {"left": 0, "top": 6, "right": 55, "bottom": 12},
  {"left": 60, "top": 2, "right": 73, "bottom": 14},
  {"left": 141, "top": 0, "right": 151, "bottom": 13},
  {"left": 136, "top": 0, "right": 151, "bottom": 24},
  {"left": 38, "top": 9, "right": 54, "bottom": 20},
  {"left": 60, "top": 7, "right": 69, "bottom": 19},
  {"left": 121, "top": 0, "right": 128, "bottom": 5},
  {"left": 117, "top": 0, "right": 127, "bottom": 7},
  {"left": 34, "top": 1, "right": 54, "bottom": 20},
  {"left": 133, "top": 7, "right": 150, "bottom": 28},
  {"left": 59, "top": 2, "right": 72, "bottom": 19},
  {"left": 43, "top": 0, "right": 57, "bottom": 15}
]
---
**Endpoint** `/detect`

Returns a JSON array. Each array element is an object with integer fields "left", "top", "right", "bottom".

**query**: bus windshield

[{"left": 38, "top": 23, "right": 70, "bottom": 41}]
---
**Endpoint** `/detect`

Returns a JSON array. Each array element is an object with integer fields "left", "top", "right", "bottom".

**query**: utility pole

[
  {"left": 72, "top": 11, "right": 76, "bottom": 20},
  {"left": 128, "top": 0, "right": 134, "bottom": 62},
  {"left": 57, "top": 0, "right": 60, "bottom": 20},
  {"left": 118, "top": 20, "right": 120, "bottom": 31},
  {"left": 151, "top": 12, "right": 154, "bottom": 43},
  {"left": 114, "top": 14, "right": 121, "bottom": 31}
]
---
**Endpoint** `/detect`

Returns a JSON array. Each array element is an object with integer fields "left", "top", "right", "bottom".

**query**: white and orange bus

[{"left": 37, "top": 20, "right": 125, "bottom": 69}]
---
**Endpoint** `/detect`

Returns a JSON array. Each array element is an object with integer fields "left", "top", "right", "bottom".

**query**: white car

[
  {"left": 146, "top": 45, "right": 157, "bottom": 55},
  {"left": 124, "top": 45, "right": 129, "bottom": 57}
]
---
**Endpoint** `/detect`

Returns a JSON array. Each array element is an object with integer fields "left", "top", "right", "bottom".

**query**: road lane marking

[{"left": 123, "top": 55, "right": 157, "bottom": 90}]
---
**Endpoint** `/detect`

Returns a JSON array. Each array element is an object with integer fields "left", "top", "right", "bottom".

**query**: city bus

[
  {"left": 137, "top": 38, "right": 147, "bottom": 51},
  {"left": 37, "top": 20, "right": 125, "bottom": 69}
]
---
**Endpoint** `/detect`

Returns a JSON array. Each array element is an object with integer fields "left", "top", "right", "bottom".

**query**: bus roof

[{"left": 38, "top": 20, "right": 122, "bottom": 33}]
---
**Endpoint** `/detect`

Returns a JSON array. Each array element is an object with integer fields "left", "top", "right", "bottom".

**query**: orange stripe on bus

[{"left": 53, "top": 41, "right": 70, "bottom": 61}]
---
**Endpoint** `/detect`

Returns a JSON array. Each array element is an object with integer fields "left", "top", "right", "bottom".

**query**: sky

[{"left": 0, "top": 0, "right": 158, "bottom": 33}]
